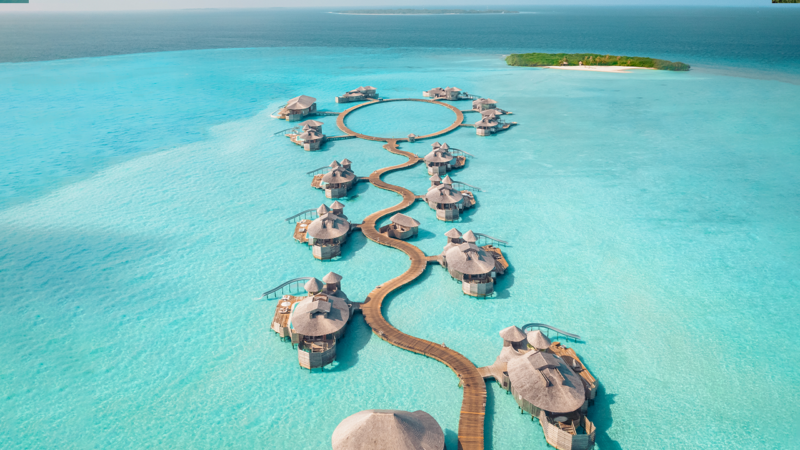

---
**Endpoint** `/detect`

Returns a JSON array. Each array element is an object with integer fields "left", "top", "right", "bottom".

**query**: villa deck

[
  {"left": 482, "top": 245, "right": 509, "bottom": 274},
  {"left": 311, "top": 174, "right": 324, "bottom": 189},
  {"left": 293, "top": 220, "right": 311, "bottom": 243},
  {"left": 461, "top": 191, "right": 477, "bottom": 208},
  {"left": 271, "top": 295, "right": 303, "bottom": 338}
]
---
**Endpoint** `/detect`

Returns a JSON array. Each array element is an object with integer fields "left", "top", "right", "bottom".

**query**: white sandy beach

[{"left": 545, "top": 65, "right": 656, "bottom": 73}]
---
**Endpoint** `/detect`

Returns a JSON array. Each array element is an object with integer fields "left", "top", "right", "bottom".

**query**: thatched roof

[
  {"left": 432, "top": 142, "right": 441, "bottom": 148},
  {"left": 424, "top": 148, "right": 453, "bottom": 164},
  {"left": 429, "top": 174, "right": 441, "bottom": 182},
  {"left": 473, "top": 98, "right": 497, "bottom": 106},
  {"left": 341, "top": 158, "right": 352, "bottom": 166},
  {"left": 439, "top": 143, "right": 450, "bottom": 150},
  {"left": 441, "top": 175, "right": 453, "bottom": 185},
  {"left": 291, "top": 294, "right": 350, "bottom": 337},
  {"left": 332, "top": 409, "right": 444, "bottom": 450},
  {"left": 445, "top": 87, "right": 461, "bottom": 92},
  {"left": 475, "top": 117, "right": 498, "bottom": 127},
  {"left": 391, "top": 213, "right": 420, "bottom": 228},
  {"left": 427, "top": 87, "right": 445, "bottom": 95},
  {"left": 317, "top": 204, "right": 331, "bottom": 215},
  {"left": 444, "top": 228, "right": 462, "bottom": 239},
  {"left": 480, "top": 109, "right": 501, "bottom": 117},
  {"left": 527, "top": 330, "right": 552, "bottom": 349},
  {"left": 286, "top": 95, "right": 316, "bottom": 110},
  {"left": 425, "top": 183, "right": 463, "bottom": 205},
  {"left": 357, "top": 86, "right": 376, "bottom": 92},
  {"left": 322, "top": 167, "right": 355, "bottom": 184},
  {"left": 300, "top": 119, "right": 324, "bottom": 127},
  {"left": 463, "top": 230, "right": 477, "bottom": 243},
  {"left": 507, "top": 350, "right": 586, "bottom": 414},
  {"left": 299, "top": 129, "right": 323, "bottom": 141},
  {"left": 323, "top": 272, "right": 343, "bottom": 284},
  {"left": 444, "top": 243, "right": 495, "bottom": 275},
  {"left": 306, "top": 213, "right": 351, "bottom": 240},
  {"left": 330, "top": 201, "right": 345, "bottom": 210},
  {"left": 499, "top": 325, "right": 527, "bottom": 342},
  {"left": 304, "top": 277, "right": 323, "bottom": 293}
]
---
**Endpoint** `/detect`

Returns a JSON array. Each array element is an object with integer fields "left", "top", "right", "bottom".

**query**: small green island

[
  {"left": 336, "top": 9, "right": 519, "bottom": 15},
  {"left": 506, "top": 53, "right": 690, "bottom": 71}
]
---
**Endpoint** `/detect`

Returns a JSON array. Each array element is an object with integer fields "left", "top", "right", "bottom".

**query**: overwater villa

[
  {"left": 472, "top": 98, "right": 498, "bottom": 111},
  {"left": 478, "top": 327, "right": 599, "bottom": 450},
  {"left": 312, "top": 160, "right": 358, "bottom": 198},
  {"left": 423, "top": 142, "right": 465, "bottom": 175},
  {"left": 332, "top": 409, "right": 445, "bottom": 450},
  {"left": 290, "top": 120, "right": 327, "bottom": 151},
  {"left": 270, "top": 274, "right": 354, "bottom": 369},
  {"left": 378, "top": 213, "right": 420, "bottom": 240},
  {"left": 294, "top": 202, "right": 352, "bottom": 259},
  {"left": 475, "top": 113, "right": 515, "bottom": 136},
  {"left": 425, "top": 175, "right": 476, "bottom": 221},
  {"left": 275, "top": 95, "right": 318, "bottom": 121},
  {"left": 423, "top": 86, "right": 467, "bottom": 101},
  {"left": 336, "top": 86, "right": 378, "bottom": 103},
  {"left": 440, "top": 229, "right": 508, "bottom": 296}
]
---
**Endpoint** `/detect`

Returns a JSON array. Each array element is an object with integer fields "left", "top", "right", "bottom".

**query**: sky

[{"left": 0, "top": 0, "right": 774, "bottom": 12}]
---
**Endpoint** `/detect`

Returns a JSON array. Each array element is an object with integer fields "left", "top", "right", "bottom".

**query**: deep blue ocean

[{"left": 1, "top": 7, "right": 799, "bottom": 449}]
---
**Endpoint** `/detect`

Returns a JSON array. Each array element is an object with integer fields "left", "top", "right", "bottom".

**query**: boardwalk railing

[
  {"left": 306, "top": 166, "right": 330, "bottom": 177},
  {"left": 521, "top": 323, "right": 581, "bottom": 341},
  {"left": 269, "top": 104, "right": 287, "bottom": 118},
  {"left": 259, "top": 277, "right": 313, "bottom": 299},
  {"left": 285, "top": 209, "right": 318, "bottom": 223},
  {"left": 452, "top": 180, "right": 482, "bottom": 193},
  {"left": 451, "top": 149, "right": 476, "bottom": 159},
  {"left": 475, "top": 233, "right": 508, "bottom": 247}
]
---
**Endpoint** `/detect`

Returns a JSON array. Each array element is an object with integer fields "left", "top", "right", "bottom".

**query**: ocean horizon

[{"left": 1, "top": 7, "right": 799, "bottom": 449}]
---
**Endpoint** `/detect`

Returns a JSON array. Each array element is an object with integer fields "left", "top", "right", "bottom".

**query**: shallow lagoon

[{"left": 1, "top": 47, "right": 799, "bottom": 449}]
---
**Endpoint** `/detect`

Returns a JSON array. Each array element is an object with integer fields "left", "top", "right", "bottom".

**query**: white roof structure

[
  {"left": 444, "top": 228, "right": 462, "bottom": 239},
  {"left": 291, "top": 294, "right": 350, "bottom": 337},
  {"left": 286, "top": 95, "right": 317, "bottom": 110},
  {"left": 463, "top": 230, "right": 477, "bottom": 243},
  {"left": 306, "top": 213, "right": 351, "bottom": 240},
  {"left": 332, "top": 409, "right": 444, "bottom": 450},
  {"left": 444, "top": 243, "right": 496, "bottom": 275},
  {"left": 507, "top": 351, "right": 586, "bottom": 414}
]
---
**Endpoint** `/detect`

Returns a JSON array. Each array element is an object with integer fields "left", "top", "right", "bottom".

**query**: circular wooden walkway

[
  {"left": 336, "top": 98, "right": 465, "bottom": 142},
  {"left": 359, "top": 140, "right": 486, "bottom": 450}
]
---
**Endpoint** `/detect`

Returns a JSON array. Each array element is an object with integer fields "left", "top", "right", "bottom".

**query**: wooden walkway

[
  {"left": 335, "top": 99, "right": 465, "bottom": 142},
  {"left": 360, "top": 140, "right": 487, "bottom": 450}
]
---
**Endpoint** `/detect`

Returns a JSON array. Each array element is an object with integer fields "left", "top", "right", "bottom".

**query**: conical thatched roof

[
  {"left": 322, "top": 167, "right": 355, "bottom": 184},
  {"left": 441, "top": 175, "right": 453, "bottom": 185},
  {"left": 499, "top": 325, "right": 527, "bottom": 342},
  {"left": 323, "top": 272, "right": 343, "bottom": 284},
  {"left": 429, "top": 174, "right": 441, "bottom": 182},
  {"left": 330, "top": 201, "right": 345, "bottom": 210},
  {"left": 444, "top": 228, "right": 462, "bottom": 238},
  {"left": 507, "top": 351, "right": 586, "bottom": 414},
  {"left": 332, "top": 409, "right": 444, "bottom": 450},
  {"left": 300, "top": 119, "right": 324, "bottom": 127},
  {"left": 317, "top": 204, "right": 331, "bottom": 215},
  {"left": 425, "top": 183, "right": 463, "bottom": 205},
  {"left": 527, "top": 330, "right": 552, "bottom": 349},
  {"left": 291, "top": 294, "right": 350, "bottom": 337},
  {"left": 341, "top": 158, "right": 352, "bottom": 165},
  {"left": 330, "top": 160, "right": 341, "bottom": 168},
  {"left": 304, "top": 277, "right": 323, "bottom": 293},
  {"left": 444, "top": 243, "right": 495, "bottom": 275},
  {"left": 307, "top": 213, "right": 351, "bottom": 240},
  {"left": 463, "top": 230, "right": 477, "bottom": 243}
]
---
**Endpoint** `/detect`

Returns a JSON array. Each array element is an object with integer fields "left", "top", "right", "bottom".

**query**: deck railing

[
  {"left": 452, "top": 180, "right": 482, "bottom": 193},
  {"left": 475, "top": 233, "right": 508, "bottom": 247},
  {"left": 259, "top": 277, "right": 314, "bottom": 299},
  {"left": 522, "top": 323, "right": 581, "bottom": 341},
  {"left": 450, "top": 149, "right": 476, "bottom": 159},
  {"left": 285, "top": 209, "right": 319, "bottom": 223},
  {"left": 306, "top": 166, "right": 330, "bottom": 177}
]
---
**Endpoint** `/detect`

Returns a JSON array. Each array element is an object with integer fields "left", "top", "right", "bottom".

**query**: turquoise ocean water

[{"left": 2, "top": 8, "right": 800, "bottom": 450}]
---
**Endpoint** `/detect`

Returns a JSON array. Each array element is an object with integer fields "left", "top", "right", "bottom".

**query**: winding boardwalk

[
  {"left": 359, "top": 139, "right": 487, "bottom": 450},
  {"left": 336, "top": 98, "right": 465, "bottom": 142}
]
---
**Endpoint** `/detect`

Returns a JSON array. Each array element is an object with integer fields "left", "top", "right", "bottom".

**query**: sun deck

[
  {"left": 482, "top": 245, "right": 509, "bottom": 274},
  {"left": 271, "top": 295, "right": 304, "bottom": 338},
  {"left": 293, "top": 220, "right": 311, "bottom": 243}
]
